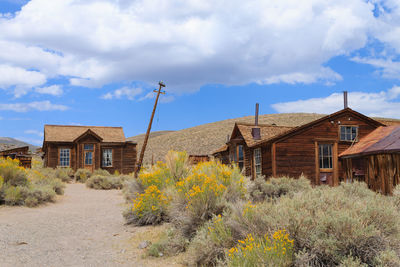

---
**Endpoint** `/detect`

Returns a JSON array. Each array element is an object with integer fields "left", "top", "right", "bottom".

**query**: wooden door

[
  {"left": 315, "top": 141, "right": 338, "bottom": 186},
  {"left": 83, "top": 144, "right": 95, "bottom": 172}
]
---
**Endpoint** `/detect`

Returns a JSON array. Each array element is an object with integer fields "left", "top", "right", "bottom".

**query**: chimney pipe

[
  {"left": 252, "top": 103, "right": 261, "bottom": 140},
  {"left": 343, "top": 91, "right": 348, "bottom": 109},
  {"left": 255, "top": 103, "right": 259, "bottom": 126}
]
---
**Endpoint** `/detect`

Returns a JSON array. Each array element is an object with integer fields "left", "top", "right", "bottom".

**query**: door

[
  {"left": 315, "top": 141, "right": 338, "bottom": 186},
  {"left": 84, "top": 144, "right": 94, "bottom": 172}
]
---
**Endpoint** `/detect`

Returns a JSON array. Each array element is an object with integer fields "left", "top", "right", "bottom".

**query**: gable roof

[
  {"left": 340, "top": 126, "right": 400, "bottom": 158},
  {"left": 250, "top": 108, "right": 384, "bottom": 147},
  {"left": 44, "top": 125, "right": 126, "bottom": 143},
  {"left": 212, "top": 144, "right": 229, "bottom": 155},
  {"left": 234, "top": 123, "right": 293, "bottom": 147}
]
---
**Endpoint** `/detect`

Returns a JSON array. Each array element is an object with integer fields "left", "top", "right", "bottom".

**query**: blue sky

[{"left": 1, "top": 0, "right": 400, "bottom": 146}]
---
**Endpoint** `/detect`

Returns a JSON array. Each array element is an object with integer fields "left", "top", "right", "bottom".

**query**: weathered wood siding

[{"left": 274, "top": 112, "right": 379, "bottom": 184}]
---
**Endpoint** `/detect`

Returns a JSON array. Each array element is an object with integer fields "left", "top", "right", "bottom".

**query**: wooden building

[
  {"left": 213, "top": 123, "right": 293, "bottom": 176},
  {"left": 42, "top": 125, "right": 137, "bottom": 174},
  {"left": 0, "top": 146, "right": 32, "bottom": 168},
  {"left": 340, "top": 126, "right": 400, "bottom": 194},
  {"left": 214, "top": 108, "right": 385, "bottom": 185},
  {"left": 188, "top": 155, "right": 210, "bottom": 165}
]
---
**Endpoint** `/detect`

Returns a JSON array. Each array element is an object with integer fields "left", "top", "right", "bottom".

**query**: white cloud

[
  {"left": 0, "top": 0, "right": 386, "bottom": 94},
  {"left": 0, "top": 100, "right": 68, "bottom": 112},
  {"left": 24, "top": 129, "right": 44, "bottom": 137},
  {"left": 0, "top": 64, "right": 46, "bottom": 97},
  {"left": 271, "top": 86, "right": 400, "bottom": 118},
  {"left": 101, "top": 86, "right": 143, "bottom": 100},
  {"left": 35, "top": 85, "right": 63, "bottom": 96}
]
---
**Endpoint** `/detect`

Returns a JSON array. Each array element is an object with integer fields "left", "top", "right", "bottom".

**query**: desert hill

[
  {"left": 0, "top": 137, "right": 39, "bottom": 152},
  {"left": 128, "top": 113, "right": 400, "bottom": 164}
]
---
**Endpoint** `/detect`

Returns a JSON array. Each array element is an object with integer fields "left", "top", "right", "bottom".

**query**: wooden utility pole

[{"left": 134, "top": 81, "right": 166, "bottom": 177}]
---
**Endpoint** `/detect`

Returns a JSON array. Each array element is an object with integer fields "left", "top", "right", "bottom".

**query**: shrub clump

[
  {"left": 0, "top": 158, "right": 64, "bottom": 207},
  {"left": 249, "top": 175, "right": 311, "bottom": 202},
  {"left": 186, "top": 181, "right": 400, "bottom": 266},
  {"left": 86, "top": 174, "right": 128, "bottom": 190},
  {"left": 124, "top": 185, "right": 170, "bottom": 225},
  {"left": 74, "top": 168, "right": 92, "bottom": 182}
]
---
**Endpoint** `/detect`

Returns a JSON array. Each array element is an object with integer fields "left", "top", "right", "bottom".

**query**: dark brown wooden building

[
  {"left": 340, "top": 126, "right": 400, "bottom": 194},
  {"left": 214, "top": 108, "right": 385, "bottom": 186},
  {"left": 213, "top": 123, "right": 293, "bottom": 177},
  {"left": 43, "top": 125, "right": 137, "bottom": 174},
  {"left": 0, "top": 146, "right": 32, "bottom": 168}
]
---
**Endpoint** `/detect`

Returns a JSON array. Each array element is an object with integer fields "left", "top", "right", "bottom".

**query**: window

[
  {"left": 237, "top": 145, "right": 244, "bottom": 170},
  {"left": 254, "top": 148, "right": 262, "bottom": 177},
  {"left": 85, "top": 152, "right": 93, "bottom": 165},
  {"left": 340, "top": 126, "right": 358, "bottom": 141},
  {"left": 59, "top": 148, "right": 70, "bottom": 167},
  {"left": 84, "top": 144, "right": 94, "bottom": 150},
  {"left": 102, "top": 149, "right": 112, "bottom": 167},
  {"left": 319, "top": 144, "right": 332, "bottom": 169}
]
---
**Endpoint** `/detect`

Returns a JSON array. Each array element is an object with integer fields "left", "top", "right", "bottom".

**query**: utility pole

[{"left": 134, "top": 81, "right": 166, "bottom": 177}]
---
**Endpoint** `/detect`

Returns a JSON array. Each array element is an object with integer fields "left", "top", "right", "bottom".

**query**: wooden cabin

[
  {"left": 213, "top": 123, "right": 293, "bottom": 176},
  {"left": 340, "top": 126, "right": 400, "bottom": 194},
  {"left": 188, "top": 155, "right": 210, "bottom": 165},
  {"left": 215, "top": 108, "right": 385, "bottom": 186},
  {"left": 42, "top": 125, "right": 137, "bottom": 174},
  {"left": 0, "top": 146, "right": 32, "bottom": 168}
]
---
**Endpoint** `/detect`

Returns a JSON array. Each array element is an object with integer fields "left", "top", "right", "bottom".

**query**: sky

[{"left": 1, "top": 0, "right": 400, "bottom": 146}]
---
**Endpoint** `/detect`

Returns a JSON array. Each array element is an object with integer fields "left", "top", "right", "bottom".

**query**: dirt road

[{"left": 0, "top": 183, "right": 149, "bottom": 267}]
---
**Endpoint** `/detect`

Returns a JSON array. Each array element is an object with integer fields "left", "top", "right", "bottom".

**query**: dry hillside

[
  {"left": 128, "top": 113, "right": 326, "bottom": 164},
  {"left": 128, "top": 113, "right": 400, "bottom": 164}
]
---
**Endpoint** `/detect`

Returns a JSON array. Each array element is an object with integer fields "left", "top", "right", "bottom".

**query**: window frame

[
  {"left": 237, "top": 144, "right": 244, "bottom": 170},
  {"left": 102, "top": 148, "right": 113, "bottom": 167},
  {"left": 339, "top": 125, "right": 358, "bottom": 142},
  {"left": 253, "top": 148, "right": 262, "bottom": 177},
  {"left": 318, "top": 143, "right": 333, "bottom": 170},
  {"left": 59, "top": 148, "right": 71, "bottom": 167}
]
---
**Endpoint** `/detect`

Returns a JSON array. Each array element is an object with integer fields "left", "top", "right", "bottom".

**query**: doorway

[{"left": 84, "top": 144, "right": 94, "bottom": 172}]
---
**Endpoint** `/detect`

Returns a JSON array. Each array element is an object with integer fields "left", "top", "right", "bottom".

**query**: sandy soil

[{"left": 0, "top": 183, "right": 183, "bottom": 267}]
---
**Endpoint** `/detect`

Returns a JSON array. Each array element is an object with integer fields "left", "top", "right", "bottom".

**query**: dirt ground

[{"left": 0, "top": 183, "right": 184, "bottom": 267}]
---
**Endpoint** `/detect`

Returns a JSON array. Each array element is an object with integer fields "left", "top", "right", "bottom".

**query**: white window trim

[
  {"left": 59, "top": 148, "right": 70, "bottom": 167},
  {"left": 102, "top": 148, "right": 113, "bottom": 167},
  {"left": 339, "top": 125, "right": 358, "bottom": 142}
]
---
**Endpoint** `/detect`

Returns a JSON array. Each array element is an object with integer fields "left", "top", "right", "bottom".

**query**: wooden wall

[
  {"left": 343, "top": 154, "right": 400, "bottom": 195},
  {"left": 272, "top": 112, "right": 378, "bottom": 184},
  {"left": 44, "top": 140, "right": 136, "bottom": 174}
]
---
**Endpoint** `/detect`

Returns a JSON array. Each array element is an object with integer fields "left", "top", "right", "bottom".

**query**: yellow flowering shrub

[
  {"left": 0, "top": 157, "right": 28, "bottom": 186},
  {"left": 176, "top": 161, "right": 246, "bottom": 213},
  {"left": 207, "top": 214, "right": 232, "bottom": 246},
  {"left": 227, "top": 230, "right": 294, "bottom": 267},
  {"left": 130, "top": 185, "right": 170, "bottom": 225},
  {"left": 138, "top": 161, "right": 172, "bottom": 189},
  {"left": 0, "top": 175, "right": 3, "bottom": 190}
]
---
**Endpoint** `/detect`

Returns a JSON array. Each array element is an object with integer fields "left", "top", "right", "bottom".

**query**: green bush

[
  {"left": 165, "top": 150, "right": 190, "bottom": 182},
  {"left": 55, "top": 168, "right": 73, "bottom": 182},
  {"left": 86, "top": 175, "right": 127, "bottom": 190},
  {"left": 75, "top": 168, "right": 92, "bottom": 182},
  {"left": 4, "top": 185, "right": 23, "bottom": 205},
  {"left": 93, "top": 168, "right": 111, "bottom": 177},
  {"left": 147, "top": 227, "right": 189, "bottom": 258},
  {"left": 248, "top": 175, "right": 311, "bottom": 202}
]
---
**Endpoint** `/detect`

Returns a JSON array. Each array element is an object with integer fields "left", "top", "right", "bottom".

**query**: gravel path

[{"left": 0, "top": 183, "right": 145, "bottom": 267}]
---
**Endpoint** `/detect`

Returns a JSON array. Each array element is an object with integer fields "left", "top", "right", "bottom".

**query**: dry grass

[
  {"left": 128, "top": 113, "right": 327, "bottom": 164},
  {"left": 129, "top": 113, "right": 400, "bottom": 164}
]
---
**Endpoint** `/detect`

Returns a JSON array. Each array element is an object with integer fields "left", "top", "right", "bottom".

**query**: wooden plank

[
  {"left": 314, "top": 141, "right": 319, "bottom": 185},
  {"left": 272, "top": 143, "right": 276, "bottom": 177},
  {"left": 333, "top": 142, "right": 339, "bottom": 186}
]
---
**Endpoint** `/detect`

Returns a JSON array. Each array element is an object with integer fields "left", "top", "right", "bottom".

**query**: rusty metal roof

[{"left": 340, "top": 126, "right": 400, "bottom": 158}]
